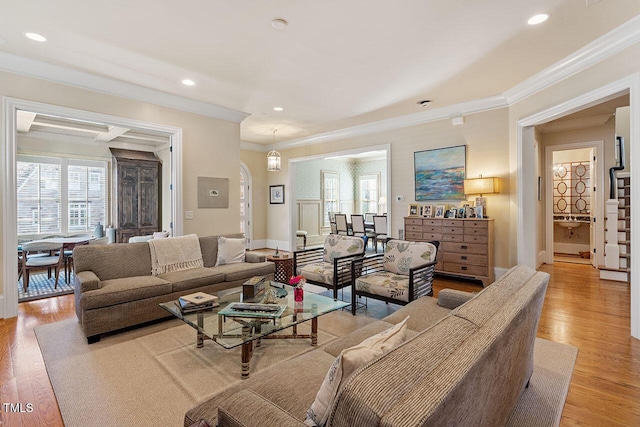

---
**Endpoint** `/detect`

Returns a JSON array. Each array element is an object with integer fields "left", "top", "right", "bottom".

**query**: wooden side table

[{"left": 266, "top": 254, "right": 294, "bottom": 284}]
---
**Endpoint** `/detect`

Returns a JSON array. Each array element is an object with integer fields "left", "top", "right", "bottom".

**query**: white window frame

[
  {"left": 322, "top": 170, "right": 340, "bottom": 227},
  {"left": 358, "top": 173, "right": 380, "bottom": 214},
  {"left": 17, "top": 154, "right": 108, "bottom": 238}
]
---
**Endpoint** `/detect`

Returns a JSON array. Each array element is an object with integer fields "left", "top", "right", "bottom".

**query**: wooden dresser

[{"left": 404, "top": 217, "right": 494, "bottom": 287}]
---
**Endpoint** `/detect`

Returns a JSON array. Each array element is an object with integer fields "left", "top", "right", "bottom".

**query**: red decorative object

[{"left": 294, "top": 286, "right": 304, "bottom": 302}]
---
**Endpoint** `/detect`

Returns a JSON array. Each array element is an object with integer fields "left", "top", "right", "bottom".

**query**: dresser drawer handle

[
  {"left": 461, "top": 256, "right": 467, "bottom": 260},
  {"left": 461, "top": 266, "right": 468, "bottom": 271},
  {"left": 461, "top": 245, "right": 468, "bottom": 250}
]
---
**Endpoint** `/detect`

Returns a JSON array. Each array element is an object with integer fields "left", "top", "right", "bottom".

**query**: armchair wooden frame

[
  {"left": 350, "top": 242, "right": 439, "bottom": 315},
  {"left": 293, "top": 246, "right": 365, "bottom": 300}
]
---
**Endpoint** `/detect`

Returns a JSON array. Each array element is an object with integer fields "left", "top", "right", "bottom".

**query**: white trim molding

[
  {"left": 505, "top": 14, "right": 640, "bottom": 104},
  {"left": 516, "top": 73, "right": 640, "bottom": 339},
  {"left": 0, "top": 52, "right": 249, "bottom": 124},
  {"left": 3, "top": 97, "right": 184, "bottom": 318}
]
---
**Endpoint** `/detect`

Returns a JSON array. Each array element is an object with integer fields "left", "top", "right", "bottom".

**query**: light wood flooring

[{"left": 0, "top": 261, "right": 639, "bottom": 426}]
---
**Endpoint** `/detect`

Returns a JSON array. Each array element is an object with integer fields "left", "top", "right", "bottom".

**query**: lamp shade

[
  {"left": 463, "top": 177, "right": 499, "bottom": 196},
  {"left": 267, "top": 150, "right": 281, "bottom": 171}
]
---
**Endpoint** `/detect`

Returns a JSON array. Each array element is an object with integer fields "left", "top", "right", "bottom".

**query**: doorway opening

[
  {"left": 287, "top": 144, "right": 390, "bottom": 251},
  {"left": 3, "top": 98, "right": 183, "bottom": 318},
  {"left": 546, "top": 145, "right": 602, "bottom": 267}
]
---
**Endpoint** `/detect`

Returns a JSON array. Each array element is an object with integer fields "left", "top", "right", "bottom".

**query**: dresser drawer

[
  {"left": 443, "top": 253, "right": 488, "bottom": 266},
  {"left": 443, "top": 262, "right": 487, "bottom": 277},
  {"left": 464, "top": 220, "right": 488, "bottom": 229},
  {"left": 405, "top": 218, "right": 423, "bottom": 226},
  {"left": 423, "top": 226, "right": 442, "bottom": 233},
  {"left": 442, "top": 226, "right": 463, "bottom": 235},
  {"left": 405, "top": 231, "right": 424, "bottom": 240},
  {"left": 423, "top": 219, "right": 443, "bottom": 226},
  {"left": 423, "top": 233, "right": 442, "bottom": 241},
  {"left": 464, "top": 226, "right": 488, "bottom": 237},
  {"left": 440, "top": 233, "right": 464, "bottom": 242},
  {"left": 406, "top": 225, "right": 424, "bottom": 232},
  {"left": 442, "top": 220, "right": 459, "bottom": 227},
  {"left": 464, "top": 235, "right": 488, "bottom": 244},
  {"left": 441, "top": 242, "right": 486, "bottom": 255}
]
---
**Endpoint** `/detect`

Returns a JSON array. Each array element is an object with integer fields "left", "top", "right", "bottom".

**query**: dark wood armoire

[{"left": 110, "top": 148, "right": 162, "bottom": 243}]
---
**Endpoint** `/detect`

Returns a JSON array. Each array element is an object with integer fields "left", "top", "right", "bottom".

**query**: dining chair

[
  {"left": 373, "top": 215, "right": 391, "bottom": 252},
  {"left": 63, "top": 234, "right": 92, "bottom": 284},
  {"left": 21, "top": 241, "right": 64, "bottom": 291},
  {"left": 334, "top": 214, "right": 350, "bottom": 235},
  {"left": 330, "top": 222, "right": 338, "bottom": 234},
  {"left": 350, "top": 214, "right": 372, "bottom": 248},
  {"left": 364, "top": 212, "right": 375, "bottom": 224}
]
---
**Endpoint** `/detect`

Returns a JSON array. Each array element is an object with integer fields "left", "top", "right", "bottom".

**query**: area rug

[
  {"left": 18, "top": 271, "right": 74, "bottom": 302},
  {"left": 36, "top": 314, "right": 577, "bottom": 427}
]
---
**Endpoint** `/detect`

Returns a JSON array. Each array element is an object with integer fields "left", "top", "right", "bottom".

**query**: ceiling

[{"left": 2, "top": 0, "right": 639, "bottom": 145}]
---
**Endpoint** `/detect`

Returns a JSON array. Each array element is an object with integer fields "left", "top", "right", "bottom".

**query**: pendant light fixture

[{"left": 267, "top": 129, "right": 281, "bottom": 171}]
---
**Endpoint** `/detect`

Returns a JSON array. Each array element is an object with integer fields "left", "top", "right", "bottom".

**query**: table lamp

[{"left": 463, "top": 175, "right": 500, "bottom": 217}]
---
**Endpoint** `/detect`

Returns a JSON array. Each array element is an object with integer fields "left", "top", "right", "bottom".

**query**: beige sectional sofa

[
  {"left": 184, "top": 264, "right": 549, "bottom": 427},
  {"left": 73, "top": 234, "right": 274, "bottom": 343}
]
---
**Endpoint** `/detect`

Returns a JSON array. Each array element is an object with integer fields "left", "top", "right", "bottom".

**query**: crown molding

[
  {"left": 504, "top": 14, "right": 640, "bottom": 104},
  {"left": 240, "top": 141, "right": 269, "bottom": 152},
  {"left": 271, "top": 95, "right": 508, "bottom": 150},
  {"left": 0, "top": 52, "right": 250, "bottom": 124}
]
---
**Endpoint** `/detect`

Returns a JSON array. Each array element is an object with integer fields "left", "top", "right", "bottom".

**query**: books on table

[{"left": 177, "top": 292, "right": 219, "bottom": 313}]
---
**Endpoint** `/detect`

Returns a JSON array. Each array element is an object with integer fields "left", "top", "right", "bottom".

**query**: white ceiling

[{"left": 1, "top": 0, "right": 639, "bottom": 144}]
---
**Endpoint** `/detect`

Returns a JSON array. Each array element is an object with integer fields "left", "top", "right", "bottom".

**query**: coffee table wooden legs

[
  {"left": 241, "top": 341, "right": 253, "bottom": 379},
  {"left": 312, "top": 317, "right": 318, "bottom": 346}
]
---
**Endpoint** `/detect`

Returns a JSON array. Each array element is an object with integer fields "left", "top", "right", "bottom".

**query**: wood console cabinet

[
  {"left": 404, "top": 217, "right": 494, "bottom": 287},
  {"left": 111, "top": 148, "right": 162, "bottom": 243}
]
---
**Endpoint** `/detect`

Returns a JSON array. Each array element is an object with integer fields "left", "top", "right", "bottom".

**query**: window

[
  {"left": 17, "top": 155, "right": 108, "bottom": 237},
  {"left": 359, "top": 174, "right": 379, "bottom": 214},
  {"left": 322, "top": 171, "right": 340, "bottom": 227}
]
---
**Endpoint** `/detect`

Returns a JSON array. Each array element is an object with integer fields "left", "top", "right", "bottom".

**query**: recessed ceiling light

[
  {"left": 181, "top": 79, "right": 196, "bottom": 86},
  {"left": 527, "top": 13, "right": 550, "bottom": 25},
  {"left": 273, "top": 107, "right": 283, "bottom": 112},
  {"left": 24, "top": 32, "right": 47, "bottom": 42},
  {"left": 272, "top": 18, "right": 288, "bottom": 30}
]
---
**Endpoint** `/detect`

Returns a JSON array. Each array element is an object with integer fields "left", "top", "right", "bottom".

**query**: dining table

[{"left": 19, "top": 235, "right": 95, "bottom": 284}]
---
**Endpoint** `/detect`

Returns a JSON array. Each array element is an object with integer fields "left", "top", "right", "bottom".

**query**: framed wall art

[
  {"left": 414, "top": 145, "right": 466, "bottom": 201},
  {"left": 270, "top": 185, "right": 285, "bottom": 204}
]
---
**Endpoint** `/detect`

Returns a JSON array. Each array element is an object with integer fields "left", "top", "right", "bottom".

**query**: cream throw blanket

[{"left": 149, "top": 234, "right": 204, "bottom": 275}]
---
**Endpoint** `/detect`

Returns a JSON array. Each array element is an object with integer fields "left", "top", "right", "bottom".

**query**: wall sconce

[
  {"left": 267, "top": 129, "right": 281, "bottom": 171},
  {"left": 463, "top": 175, "right": 500, "bottom": 216}
]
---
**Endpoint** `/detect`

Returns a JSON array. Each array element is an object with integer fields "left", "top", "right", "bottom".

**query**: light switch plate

[{"left": 185, "top": 210, "right": 194, "bottom": 220}]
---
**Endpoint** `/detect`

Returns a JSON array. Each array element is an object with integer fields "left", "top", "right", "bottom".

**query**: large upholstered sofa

[
  {"left": 184, "top": 264, "right": 549, "bottom": 427},
  {"left": 73, "top": 233, "right": 274, "bottom": 343}
]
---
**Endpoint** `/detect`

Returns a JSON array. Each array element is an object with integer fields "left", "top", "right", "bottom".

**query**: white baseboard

[
  {"left": 266, "top": 239, "right": 291, "bottom": 252},
  {"left": 250, "top": 239, "right": 267, "bottom": 250},
  {"left": 600, "top": 269, "right": 629, "bottom": 282},
  {"left": 0, "top": 295, "right": 4, "bottom": 318},
  {"left": 554, "top": 242, "right": 589, "bottom": 254},
  {"left": 537, "top": 250, "right": 546, "bottom": 268},
  {"left": 494, "top": 267, "right": 509, "bottom": 281}
]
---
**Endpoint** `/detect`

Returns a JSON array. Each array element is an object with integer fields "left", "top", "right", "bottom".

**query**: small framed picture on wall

[{"left": 269, "top": 185, "right": 285, "bottom": 204}]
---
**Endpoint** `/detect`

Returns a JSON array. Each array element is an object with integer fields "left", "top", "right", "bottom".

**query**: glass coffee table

[{"left": 160, "top": 282, "right": 348, "bottom": 379}]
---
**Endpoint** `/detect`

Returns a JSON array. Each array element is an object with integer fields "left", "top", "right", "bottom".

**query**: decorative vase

[
  {"left": 294, "top": 286, "right": 304, "bottom": 302},
  {"left": 94, "top": 222, "right": 104, "bottom": 238}
]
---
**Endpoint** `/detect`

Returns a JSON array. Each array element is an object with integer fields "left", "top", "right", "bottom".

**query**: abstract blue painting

[{"left": 414, "top": 145, "right": 466, "bottom": 200}]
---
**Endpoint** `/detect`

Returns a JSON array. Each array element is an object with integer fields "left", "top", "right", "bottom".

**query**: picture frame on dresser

[
  {"left": 475, "top": 206, "right": 484, "bottom": 219},
  {"left": 422, "top": 204, "right": 433, "bottom": 217},
  {"left": 447, "top": 208, "right": 458, "bottom": 218},
  {"left": 408, "top": 203, "right": 420, "bottom": 216},
  {"left": 435, "top": 205, "right": 446, "bottom": 218}
]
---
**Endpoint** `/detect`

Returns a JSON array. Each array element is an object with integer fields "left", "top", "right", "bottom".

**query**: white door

[
  {"left": 589, "top": 148, "right": 597, "bottom": 267},
  {"left": 240, "top": 164, "right": 252, "bottom": 248}
]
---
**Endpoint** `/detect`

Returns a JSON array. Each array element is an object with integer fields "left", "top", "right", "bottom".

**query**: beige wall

[
  {"left": 509, "top": 42, "right": 640, "bottom": 266},
  {"left": 240, "top": 150, "right": 269, "bottom": 244},
  {"left": 269, "top": 108, "right": 512, "bottom": 268},
  {"left": 1, "top": 71, "right": 242, "bottom": 297}
]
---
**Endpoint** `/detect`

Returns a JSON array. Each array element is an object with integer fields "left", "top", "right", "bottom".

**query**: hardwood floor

[{"left": 0, "top": 262, "right": 638, "bottom": 426}]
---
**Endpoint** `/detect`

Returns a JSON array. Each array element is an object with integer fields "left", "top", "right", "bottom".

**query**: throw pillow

[
  {"left": 304, "top": 316, "right": 410, "bottom": 427},
  {"left": 153, "top": 231, "right": 170, "bottom": 239},
  {"left": 383, "top": 240, "right": 437, "bottom": 275},
  {"left": 215, "top": 236, "right": 246, "bottom": 266}
]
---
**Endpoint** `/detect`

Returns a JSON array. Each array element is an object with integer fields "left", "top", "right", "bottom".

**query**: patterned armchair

[
  {"left": 293, "top": 234, "right": 366, "bottom": 300},
  {"left": 350, "top": 239, "right": 439, "bottom": 315}
]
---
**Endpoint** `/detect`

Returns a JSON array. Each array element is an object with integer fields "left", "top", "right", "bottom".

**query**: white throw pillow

[
  {"left": 215, "top": 236, "right": 246, "bottom": 266},
  {"left": 153, "top": 231, "right": 170, "bottom": 239},
  {"left": 304, "top": 316, "right": 410, "bottom": 426}
]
